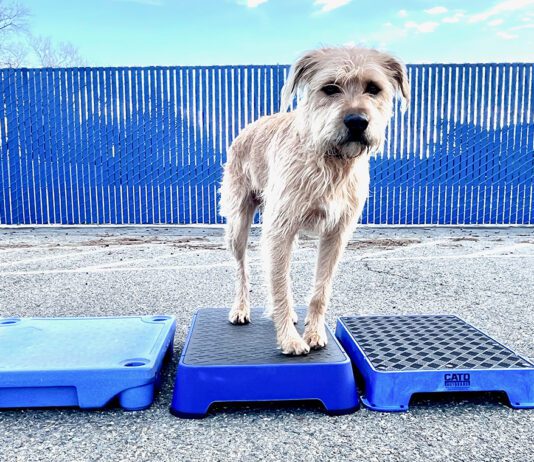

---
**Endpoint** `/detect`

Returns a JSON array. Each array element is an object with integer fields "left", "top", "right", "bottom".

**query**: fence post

[{"left": 4, "top": 69, "right": 25, "bottom": 224}]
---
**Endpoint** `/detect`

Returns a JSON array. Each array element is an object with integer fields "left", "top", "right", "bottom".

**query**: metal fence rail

[{"left": 0, "top": 64, "right": 532, "bottom": 225}]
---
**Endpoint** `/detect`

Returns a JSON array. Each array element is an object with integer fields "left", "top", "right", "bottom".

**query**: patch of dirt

[
  {"left": 450, "top": 236, "right": 479, "bottom": 242},
  {"left": 83, "top": 236, "right": 225, "bottom": 250},
  {"left": 84, "top": 237, "right": 150, "bottom": 246},
  {"left": 345, "top": 238, "right": 421, "bottom": 250},
  {"left": 298, "top": 234, "right": 317, "bottom": 241},
  {"left": 0, "top": 243, "right": 34, "bottom": 249},
  {"left": 0, "top": 236, "right": 226, "bottom": 251},
  {"left": 437, "top": 242, "right": 463, "bottom": 248}
]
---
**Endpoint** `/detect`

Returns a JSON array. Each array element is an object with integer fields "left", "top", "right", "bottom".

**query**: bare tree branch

[
  {"left": 30, "top": 35, "right": 87, "bottom": 67},
  {"left": 0, "top": 0, "right": 29, "bottom": 67},
  {"left": 0, "top": 2, "right": 87, "bottom": 68},
  {"left": 0, "top": 41, "right": 27, "bottom": 67},
  {"left": 0, "top": 0, "right": 28, "bottom": 33}
]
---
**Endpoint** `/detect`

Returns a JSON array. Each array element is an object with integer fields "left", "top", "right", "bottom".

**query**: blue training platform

[
  {"left": 336, "top": 315, "right": 534, "bottom": 411},
  {"left": 0, "top": 315, "right": 176, "bottom": 411},
  {"left": 171, "top": 308, "right": 358, "bottom": 418}
]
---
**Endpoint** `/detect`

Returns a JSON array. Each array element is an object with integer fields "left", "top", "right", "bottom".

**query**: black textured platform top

[
  {"left": 183, "top": 308, "right": 347, "bottom": 365},
  {"left": 340, "top": 315, "right": 533, "bottom": 372}
]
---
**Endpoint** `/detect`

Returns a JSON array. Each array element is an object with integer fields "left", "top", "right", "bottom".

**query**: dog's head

[{"left": 281, "top": 46, "right": 409, "bottom": 159}]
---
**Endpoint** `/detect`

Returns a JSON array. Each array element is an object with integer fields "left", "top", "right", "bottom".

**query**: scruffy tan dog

[{"left": 220, "top": 46, "right": 409, "bottom": 355}]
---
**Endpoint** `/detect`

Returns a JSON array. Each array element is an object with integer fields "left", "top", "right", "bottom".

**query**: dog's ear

[
  {"left": 280, "top": 50, "right": 322, "bottom": 112},
  {"left": 381, "top": 55, "right": 410, "bottom": 111}
]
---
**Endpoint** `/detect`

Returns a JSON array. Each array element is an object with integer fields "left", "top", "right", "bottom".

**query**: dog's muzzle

[{"left": 343, "top": 113, "right": 369, "bottom": 144}]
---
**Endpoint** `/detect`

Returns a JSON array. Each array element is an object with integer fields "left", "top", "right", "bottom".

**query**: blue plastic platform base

[
  {"left": 171, "top": 308, "right": 358, "bottom": 418},
  {"left": 336, "top": 315, "right": 534, "bottom": 412},
  {"left": 0, "top": 315, "right": 176, "bottom": 411}
]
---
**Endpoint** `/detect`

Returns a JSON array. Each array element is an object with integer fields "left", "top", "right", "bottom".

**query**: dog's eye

[
  {"left": 365, "top": 82, "right": 381, "bottom": 95},
  {"left": 321, "top": 84, "right": 341, "bottom": 96}
]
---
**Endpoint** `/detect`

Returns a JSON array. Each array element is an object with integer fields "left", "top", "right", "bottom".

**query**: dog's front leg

[
  {"left": 303, "top": 222, "right": 353, "bottom": 349},
  {"left": 262, "top": 220, "right": 310, "bottom": 355}
]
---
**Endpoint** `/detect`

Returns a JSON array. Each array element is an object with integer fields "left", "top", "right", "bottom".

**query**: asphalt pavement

[{"left": 0, "top": 225, "right": 533, "bottom": 462}]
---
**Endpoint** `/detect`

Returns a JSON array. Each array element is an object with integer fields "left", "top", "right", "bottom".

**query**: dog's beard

[
  {"left": 325, "top": 138, "right": 372, "bottom": 159},
  {"left": 302, "top": 116, "right": 378, "bottom": 160}
]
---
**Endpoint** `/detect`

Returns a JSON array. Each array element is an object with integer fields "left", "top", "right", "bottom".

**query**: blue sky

[{"left": 25, "top": 0, "right": 534, "bottom": 65}]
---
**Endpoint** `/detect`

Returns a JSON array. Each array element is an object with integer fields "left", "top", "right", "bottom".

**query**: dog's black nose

[{"left": 344, "top": 113, "right": 369, "bottom": 138}]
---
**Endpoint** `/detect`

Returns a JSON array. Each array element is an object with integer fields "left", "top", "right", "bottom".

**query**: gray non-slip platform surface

[
  {"left": 341, "top": 315, "right": 534, "bottom": 371},
  {"left": 184, "top": 308, "right": 346, "bottom": 365}
]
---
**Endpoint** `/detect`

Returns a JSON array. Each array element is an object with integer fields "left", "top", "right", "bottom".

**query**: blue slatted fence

[{"left": 0, "top": 64, "right": 532, "bottom": 225}]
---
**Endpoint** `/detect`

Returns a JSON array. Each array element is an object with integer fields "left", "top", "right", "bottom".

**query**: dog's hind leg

[
  {"left": 225, "top": 196, "right": 257, "bottom": 324},
  {"left": 303, "top": 222, "right": 353, "bottom": 349},
  {"left": 262, "top": 219, "right": 310, "bottom": 355}
]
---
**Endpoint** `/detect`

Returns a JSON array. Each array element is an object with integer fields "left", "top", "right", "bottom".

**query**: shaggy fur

[{"left": 220, "top": 46, "right": 409, "bottom": 355}]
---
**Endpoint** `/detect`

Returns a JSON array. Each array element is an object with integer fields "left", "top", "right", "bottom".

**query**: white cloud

[
  {"left": 398, "top": 9, "right": 408, "bottom": 18},
  {"left": 405, "top": 21, "right": 440, "bottom": 33},
  {"left": 425, "top": 6, "right": 448, "bottom": 15},
  {"left": 469, "top": 0, "right": 534, "bottom": 23},
  {"left": 488, "top": 18, "right": 504, "bottom": 26},
  {"left": 442, "top": 11, "right": 465, "bottom": 23},
  {"left": 114, "top": 0, "right": 163, "bottom": 5},
  {"left": 240, "top": 0, "right": 268, "bottom": 7},
  {"left": 314, "top": 0, "right": 352, "bottom": 13},
  {"left": 511, "top": 22, "right": 534, "bottom": 29},
  {"left": 496, "top": 31, "right": 519, "bottom": 39},
  {"left": 357, "top": 23, "right": 408, "bottom": 49}
]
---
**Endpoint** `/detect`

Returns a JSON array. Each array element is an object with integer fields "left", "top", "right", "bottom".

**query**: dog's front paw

[
  {"left": 303, "top": 325, "right": 328, "bottom": 350},
  {"left": 279, "top": 334, "right": 310, "bottom": 355},
  {"left": 228, "top": 307, "right": 251, "bottom": 325}
]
